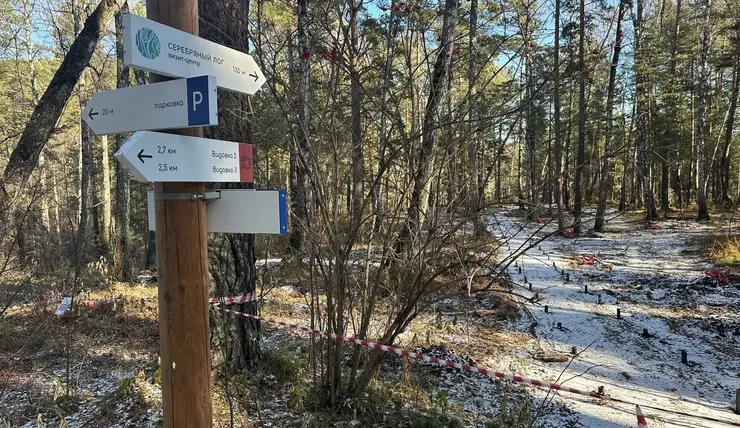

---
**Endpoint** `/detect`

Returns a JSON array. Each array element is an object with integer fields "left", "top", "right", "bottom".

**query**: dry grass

[
  {"left": 0, "top": 283, "right": 162, "bottom": 426},
  {"left": 622, "top": 205, "right": 740, "bottom": 223},
  {"left": 0, "top": 286, "right": 160, "bottom": 365},
  {"left": 89, "top": 282, "right": 158, "bottom": 299},
  {"left": 710, "top": 235, "right": 740, "bottom": 266}
]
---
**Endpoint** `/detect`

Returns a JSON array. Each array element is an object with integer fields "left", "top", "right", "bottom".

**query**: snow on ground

[{"left": 484, "top": 207, "right": 740, "bottom": 428}]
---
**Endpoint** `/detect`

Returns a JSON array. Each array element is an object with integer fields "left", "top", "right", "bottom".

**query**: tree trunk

[
  {"left": 39, "top": 154, "right": 53, "bottom": 269},
  {"left": 99, "top": 135, "right": 111, "bottom": 256},
  {"left": 595, "top": 0, "right": 626, "bottom": 232},
  {"left": 52, "top": 173, "right": 61, "bottom": 240},
  {"left": 372, "top": 3, "right": 400, "bottom": 233},
  {"left": 635, "top": 0, "right": 658, "bottom": 220},
  {"left": 574, "top": 0, "right": 586, "bottom": 233},
  {"left": 663, "top": 0, "right": 682, "bottom": 215},
  {"left": 544, "top": 125, "right": 551, "bottom": 206},
  {"left": 290, "top": 0, "right": 311, "bottom": 253},
  {"left": 517, "top": 81, "right": 524, "bottom": 203},
  {"left": 554, "top": 0, "right": 563, "bottom": 230},
  {"left": 1, "top": 0, "right": 125, "bottom": 198},
  {"left": 689, "top": 63, "right": 696, "bottom": 205},
  {"left": 145, "top": 230, "right": 156, "bottom": 270},
  {"left": 22, "top": 0, "right": 53, "bottom": 268},
  {"left": 586, "top": 126, "right": 596, "bottom": 202},
  {"left": 737, "top": 157, "right": 740, "bottom": 201},
  {"left": 525, "top": 52, "right": 538, "bottom": 219},
  {"left": 660, "top": 140, "right": 670, "bottom": 215},
  {"left": 696, "top": 0, "right": 711, "bottom": 221},
  {"left": 112, "top": 4, "right": 133, "bottom": 282},
  {"left": 565, "top": 80, "right": 573, "bottom": 209},
  {"left": 199, "top": 0, "right": 261, "bottom": 369},
  {"left": 399, "top": 0, "right": 457, "bottom": 249},
  {"left": 719, "top": 63, "right": 739, "bottom": 207},
  {"left": 349, "top": 0, "right": 364, "bottom": 234},
  {"left": 669, "top": 0, "right": 682, "bottom": 209},
  {"left": 445, "top": 137, "right": 455, "bottom": 208},
  {"left": 619, "top": 106, "right": 632, "bottom": 211},
  {"left": 445, "top": 59, "right": 457, "bottom": 213},
  {"left": 74, "top": 71, "right": 92, "bottom": 285},
  {"left": 495, "top": 124, "right": 503, "bottom": 202},
  {"left": 658, "top": 0, "right": 675, "bottom": 211},
  {"left": 468, "top": 0, "right": 484, "bottom": 233},
  {"left": 372, "top": 6, "right": 400, "bottom": 233}
]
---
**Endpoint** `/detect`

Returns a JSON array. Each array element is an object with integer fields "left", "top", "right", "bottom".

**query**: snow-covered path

[{"left": 488, "top": 208, "right": 740, "bottom": 428}]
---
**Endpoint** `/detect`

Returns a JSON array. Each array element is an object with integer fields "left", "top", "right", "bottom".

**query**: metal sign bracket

[{"left": 154, "top": 191, "right": 222, "bottom": 201}]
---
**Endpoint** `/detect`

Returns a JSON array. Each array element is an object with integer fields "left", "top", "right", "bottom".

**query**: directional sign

[
  {"left": 147, "top": 189, "right": 288, "bottom": 235},
  {"left": 115, "top": 131, "right": 253, "bottom": 183},
  {"left": 82, "top": 75, "right": 218, "bottom": 135},
  {"left": 123, "top": 13, "right": 266, "bottom": 95}
]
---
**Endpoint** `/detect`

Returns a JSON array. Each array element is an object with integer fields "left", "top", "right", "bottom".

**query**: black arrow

[
  {"left": 137, "top": 149, "right": 152, "bottom": 164},
  {"left": 88, "top": 108, "right": 99, "bottom": 121},
  {"left": 249, "top": 71, "right": 259, "bottom": 81}
]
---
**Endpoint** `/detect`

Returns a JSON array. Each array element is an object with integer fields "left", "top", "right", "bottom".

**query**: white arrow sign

[
  {"left": 123, "top": 14, "right": 266, "bottom": 95},
  {"left": 115, "top": 131, "right": 253, "bottom": 183},
  {"left": 147, "top": 189, "right": 288, "bottom": 235},
  {"left": 82, "top": 75, "right": 218, "bottom": 135}
]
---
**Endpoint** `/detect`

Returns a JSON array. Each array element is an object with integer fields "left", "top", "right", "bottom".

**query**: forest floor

[{"left": 0, "top": 207, "right": 739, "bottom": 427}]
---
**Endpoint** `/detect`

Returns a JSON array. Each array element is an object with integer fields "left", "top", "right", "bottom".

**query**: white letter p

[{"left": 192, "top": 91, "right": 203, "bottom": 111}]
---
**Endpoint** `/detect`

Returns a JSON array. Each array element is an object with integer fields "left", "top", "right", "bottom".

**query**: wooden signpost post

[
  {"left": 143, "top": 3, "right": 211, "bottom": 426},
  {"left": 80, "top": 2, "right": 271, "bottom": 426}
]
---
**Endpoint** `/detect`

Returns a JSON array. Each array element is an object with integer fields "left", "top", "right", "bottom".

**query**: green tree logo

[{"left": 135, "top": 27, "right": 160, "bottom": 60}]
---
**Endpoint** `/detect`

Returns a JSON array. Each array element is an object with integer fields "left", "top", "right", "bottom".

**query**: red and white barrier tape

[
  {"left": 79, "top": 297, "right": 156, "bottom": 307},
  {"left": 56, "top": 293, "right": 258, "bottom": 314},
  {"left": 208, "top": 292, "right": 258, "bottom": 305},
  {"left": 74, "top": 293, "right": 258, "bottom": 306},
  {"left": 53, "top": 296, "right": 156, "bottom": 313},
  {"left": 612, "top": 396, "right": 740, "bottom": 427},
  {"left": 218, "top": 307, "right": 740, "bottom": 427},
  {"left": 215, "top": 306, "right": 604, "bottom": 400},
  {"left": 52, "top": 295, "right": 740, "bottom": 426},
  {"left": 2, "top": 291, "right": 65, "bottom": 300},
  {"left": 636, "top": 404, "right": 647, "bottom": 426}
]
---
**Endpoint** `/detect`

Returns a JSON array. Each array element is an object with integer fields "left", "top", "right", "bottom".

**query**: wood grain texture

[{"left": 147, "top": 0, "right": 212, "bottom": 426}]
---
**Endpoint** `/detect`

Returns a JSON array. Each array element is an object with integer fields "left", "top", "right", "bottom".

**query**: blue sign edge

[{"left": 278, "top": 189, "right": 288, "bottom": 234}]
